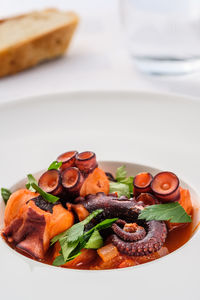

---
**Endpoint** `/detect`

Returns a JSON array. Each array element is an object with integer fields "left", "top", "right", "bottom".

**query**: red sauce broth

[{"left": 2, "top": 220, "right": 194, "bottom": 270}]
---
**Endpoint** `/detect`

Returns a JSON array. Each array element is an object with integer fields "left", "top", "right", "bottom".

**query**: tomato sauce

[
  {"left": 2, "top": 184, "right": 197, "bottom": 271},
  {"left": 48, "top": 221, "right": 194, "bottom": 270},
  {"left": 164, "top": 222, "right": 193, "bottom": 253},
  {"left": 2, "top": 216, "right": 195, "bottom": 270}
]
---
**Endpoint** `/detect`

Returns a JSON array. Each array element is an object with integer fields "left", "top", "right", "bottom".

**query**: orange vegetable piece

[
  {"left": 167, "top": 187, "right": 193, "bottom": 231},
  {"left": 4, "top": 189, "right": 39, "bottom": 226},
  {"left": 80, "top": 167, "right": 109, "bottom": 197},
  {"left": 179, "top": 187, "right": 192, "bottom": 215},
  {"left": 47, "top": 204, "right": 74, "bottom": 240},
  {"left": 97, "top": 243, "right": 119, "bottom": 262},
  {"left": 64, "top": 249, "right": 97, "bottom": 268},
  {"left": 71, "top": 204, "right": 89, "bottom": 221}
]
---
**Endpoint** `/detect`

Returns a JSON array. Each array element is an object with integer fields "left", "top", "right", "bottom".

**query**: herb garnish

[
  {"left": 51, "top": 209, "right": 103, "bottom": 245},
  {"left": 48, "top": 161, "right": 62, "bottom": 171},
  {"left": 51, "top": 209, "right": 117, "bottom": 266},
  {"left": 26, "top": 174, "right": 38, "bottom": 192},
  {"left": 116, "top": 165, "right": 127, "bottom": 181},
  {"left": 84, "top": 230, "right": 103, "bottom": 249},
  {"left": 1, "top": 188, "right": 11, "bottom": 205},
  {"left": 138, "top": 202, "right": 192, "bottom": 223},
  {"left": 109, "top": 165, "right": 134, "bottom": 197},
  {"left": 26, "top": 174, "right": 59, "bottom": 203},
  {"left": 109, "top": 182, "right": 130, "bottom": 197}
]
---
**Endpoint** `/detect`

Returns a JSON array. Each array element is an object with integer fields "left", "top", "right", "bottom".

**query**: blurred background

[{"left": 1, "top": 0, "right": 200, "bottom": 101}]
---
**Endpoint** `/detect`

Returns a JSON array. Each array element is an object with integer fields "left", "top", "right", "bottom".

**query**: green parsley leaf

[
  {"left": 109, "top": 165, "right": 134, "bottom": 197},
  {"left": 51, "top": 210, "right": 117, "bottom": 266},
  {"left": 65, "top": 223, "right": 85, "bottom": 243},
  {"left": 60, "top": 239, "right": 80, "bottom": 261},
  {"left": 82, "top": 209, "right": 103, "bottom": 225},
  {"left": 48, "top": 161, "right": 62, "bottom": 171},
  {"left": 120, "top": 176, "right": 134, "bottom": 193},
  {"left": 90, "top": 218, "right": 118, "bottom": 232},
  {"left": 85, "top": 230, "right": 103, "bottom": 249},
  {"left": 31, "top": 182, "right": 59, "bottom": 203},
  {"left": 50, "top": 230, "right": 67, "bottom": 246},
  {"left": 51, "top": 209, "right": 103, "bottom": 245},
  {"left": 66, "top": 209, "right": 103, "bottom": 243},
  {"left": 26, "top": 174, "right": 38, "bottom": 192},
  {"left": 65, "top": 252, "right": 82, "bottom": 262},
  {"left": 52, "top": 254, "right": 65, "bottom": 266},
  {"left": 83, "top": 218, "right": 118, "bottom": 241},
  {"left": 1, "top": 188, "right": 11, "bottom": 205},
  {"left": 52, "top": 252, "right": 81, "bottom": 266},
  {"left": 116, "top": 165, "right": 127, "bottom": 181},
  {"left": 109, "top": 181, "right": 130, "bottom": 197},
  {"left": 138, "top": 202, "right": 192, "bottom": 223}
]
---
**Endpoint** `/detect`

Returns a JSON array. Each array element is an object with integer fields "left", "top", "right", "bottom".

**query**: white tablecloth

[{"left": 1, "top": 0, "right": 200, "bottom": 103}]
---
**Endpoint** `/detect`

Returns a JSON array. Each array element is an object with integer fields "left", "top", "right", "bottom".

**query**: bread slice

[{"left": 0, "top": 9, "right": 79, "bottom": 77}]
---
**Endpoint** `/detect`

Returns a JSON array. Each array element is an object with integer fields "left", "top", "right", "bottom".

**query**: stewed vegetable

[{"left": 1, "top": 150, "right": 194, "bottom": 270}]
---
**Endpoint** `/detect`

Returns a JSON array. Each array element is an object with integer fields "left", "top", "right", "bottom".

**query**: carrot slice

[
  {"left": 4, "top": 189, "right": 38, "bottom": 226},
  {"left": 71, "top": 204, "right": 89, "bottom": 221},
  {"left": 80, "top": 168, "right": 109, "bottom": 197},
  {"left": 179, "top": 187, "right": 193, "bottom": 215}
]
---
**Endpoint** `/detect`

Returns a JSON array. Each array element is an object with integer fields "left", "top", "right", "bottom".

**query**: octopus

[
  {"left": 76, "top": 192, "right": 167, "bottom": 256},
  {"left": 38, "top": 150, "right": 100, "bottom": 199},
  {"left": 3, "top": 190, "right": 74, "bottom": 259}
]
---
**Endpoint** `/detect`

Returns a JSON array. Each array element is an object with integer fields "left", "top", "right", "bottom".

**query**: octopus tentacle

[
  {"left": 57, "top": 150, "right": 78, "bottom": 172},
  {"left": 38, "top": 169, "right": 63, "bottom": 196},
  {"left": 112, "top": 220, "right": 167, "bottom": 256},
  {"left": 112, "top": 220, "right": 146, "bottom": 242},
  {"left": 76, "top": 192, "right": 167, "bottom": 256},
  {"left": 151, "top": 172, "right": 180, "bottom": 203},
  {"left": 61, "top": 167, "right": 84, "bottom": 193},
  {"left": 133, "top": 172, "right": 153, "bottom": 197},
  {"left": 82, "top": 192, "right": 143, "bottom": 220},
  {"left": 75, "top": 151, "right": 98, "bottom": 175}
]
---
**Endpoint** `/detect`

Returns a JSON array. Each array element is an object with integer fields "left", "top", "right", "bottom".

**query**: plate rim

[
  {"left": 1, "top": 90, "right": 200, "bottom": 299},
  {"left": 0, "top": 89, "right": 200, "bottom": 110}
]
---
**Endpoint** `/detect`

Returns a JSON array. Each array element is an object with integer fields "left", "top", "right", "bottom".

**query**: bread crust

[{"left": 0, "top": 11, "right": 79, "bottom": 77}]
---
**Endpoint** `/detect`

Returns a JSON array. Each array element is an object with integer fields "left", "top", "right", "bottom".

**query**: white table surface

[{"left": 1, "top": 0, "right": 200, "bottom": 103}]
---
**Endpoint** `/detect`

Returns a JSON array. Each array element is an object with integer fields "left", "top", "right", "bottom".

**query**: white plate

[{"left": 0, "top": 91, "right": 200, "bottom": 300}]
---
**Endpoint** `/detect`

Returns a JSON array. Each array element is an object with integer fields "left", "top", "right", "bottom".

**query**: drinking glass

[{"left": 120, "top": 0, "right": 200, "bottom": 75}]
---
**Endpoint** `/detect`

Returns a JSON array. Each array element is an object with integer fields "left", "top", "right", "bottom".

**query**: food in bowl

[{"left": 1, "top": 150, "right": 195, "bottom": 270}]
